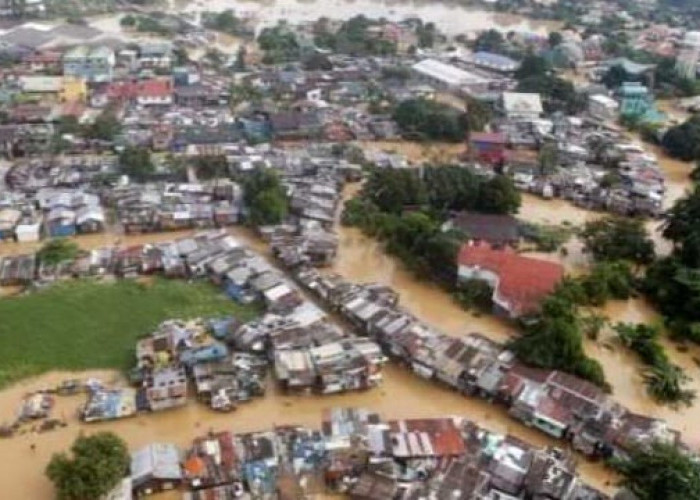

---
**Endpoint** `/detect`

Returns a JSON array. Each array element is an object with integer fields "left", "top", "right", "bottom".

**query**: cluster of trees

[
  {"left": 613, "top": 442, "right": 700, "bottom": 499},
  {"left": 510, "top": 261, "right": 636, "bottom": 388},
  {"left": 118, "top": 146, "right": 154, "bottom": 182},
  {"left": 46, "top": 432, "right": 129, "bottom": 500},
  {"left": 580, "top": 217, "right": 655, "bottom": 265},
  {"left": 38, "top": 239, "right": 80, "bottom": 266},
  {"left": 119, "top": 15, "right": 173, "bottom": 36},
  {"left": 515, "top": 55, "right": 586, "bottom": 114},
  {"left": 614, "top": 323, "right": 696, "bottom": 406},
  {"left": 313, "top": 16, "right": 396, "bottom": 56},
  {"left": 645, "top": 186, "right": 700, "bottom": 342},
  {"left": 343, "top": 198, "right": 463, "bottom": 285},
  {"left": 393, "top": 98, "right": 469, "bottom": 142},
  {"left": 242, "top": 167, "right": 288, "bottom": 226},
  {"left": 661, "top": 115, "right": 700, "bottom": 161},
  {"left": 257, "top": 22, "right": 300, "bottom": 64},
  {"left": 202, "top": 10, "right": 253, "bottom": 38},
  {"left": 343, "top": 166, "right": 520, "bottom": 285},
  {"left": 361, "top": 166, "right": 521, "bottom": 216}
]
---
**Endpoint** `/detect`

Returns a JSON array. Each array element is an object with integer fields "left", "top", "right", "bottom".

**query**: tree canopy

[
  {"left": 662, "top": 115, "right": 700, "bottom": 162},
  {"left": 85, "top": 109, "right": 121, "bottom": 142},
  {"left": 38, "top": 239, "right": 80, "bottom": 266},
  {"left": 613, "top": 442, "right": 700, "bottom": 500},
  {"left": 580, "top": 217, "right": 655, "bottom": 265},
  {"left": 393, "top": 98, "right": 468, "bottom": 142},
  {"left": 242, "top": 167, "right": 288, "bottom": 226},
  {"left": 119, "top": 146, "right": 154, "bottom": 182},
  {"left": 258, "top": 22, "right": 300, "bottom": 64},
  {"left": 46, "top": 432, "right": 129, "bottom": 500}
]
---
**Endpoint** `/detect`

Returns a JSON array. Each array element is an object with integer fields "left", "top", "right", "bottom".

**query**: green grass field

[{"left": 0, "top": 279, "right": 261, "bottom": 388}]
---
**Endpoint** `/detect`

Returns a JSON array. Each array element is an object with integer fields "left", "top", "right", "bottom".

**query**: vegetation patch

[{"left": 0, "top": 279, "right": 261, "bottom": 388}]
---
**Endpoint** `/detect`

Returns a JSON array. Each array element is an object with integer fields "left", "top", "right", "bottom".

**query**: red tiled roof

[
  {"left": 458, "top": 242, "right": 563, "bottom": 316},
  {"left": 106, "top": 78, "right": 173, "bottom": 99}
]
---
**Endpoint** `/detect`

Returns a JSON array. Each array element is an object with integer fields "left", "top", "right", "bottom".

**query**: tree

[
  {"left": 38, "top": 239, "right": 80, "bottom": 265},
  {"left": 464, "top": 96, "right": 492, "bottom": 133},
  {"left": 517, "top": 74, "right": 586, "bottom": 114},
  {"left": 119, "top": 146, "right": 154, "bottom": 182},
  {"left": 613, "top": 442, "right": 700, "bottom": 500},
  {"left": 662, "top": 115, "right": 700, "bottom": 161},
  {"left": 538, "top": 142, "right": 559, "bottom": 175},
  {"left": 477, "top": 175, "right": 521, "bottom": 214},
  {"left": 85, "top": 110, "right": 121, "bottom": 141},
  {"left": 474, "top": 29, "right": 505, "bottom": 52},
  {"left": 193, "top": 155, "right": 228, "bottom": 180},
  {"left": 46, "top": 432, "right": 129, "bottom": 500},
  {"left": 580, "top": 217, "right": 655, "bottom": 265},
  {"left": 233, "top": 45, "right": 247, "bottom": 72},
  {"left": 120, "top": 14, "right": 136, "bottom": 28},
  {"left": 548, "top": 31, "right": 563, "bottom": 48},
  {"left": 662, "top": 185, "right": 700, "bottom": 267},
  {"left": 242, "top": 167, "right": 288, "bottom": 226},
  {"left": 602, "top": 64, "right": 634, "bottom": 89},
  {"left": 302, "top": 52, "right": 333, "bottom": 71},
  {"left": 515, "top": 54, "right": 550, "bottom": 80},
  {"left": 258, "top": 22, "right": 300, "bottom": 63},
  {"left": 393, "top": 98, "right": 468, "bottom": 142},
  {"left": 416, "top": 22, "right": 437, "bottom": 48}
]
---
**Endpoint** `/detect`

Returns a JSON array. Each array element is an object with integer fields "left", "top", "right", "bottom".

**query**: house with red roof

[
  {"left": 99, "top": 77, "right": 173, "bottom": 107},
  {"left": 457, "top": 242, "right": 563, "bottom": 318}
]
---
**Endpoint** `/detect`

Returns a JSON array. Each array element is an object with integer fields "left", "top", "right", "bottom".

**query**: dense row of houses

[
  {"left": 292, "top": 266, "right": 682, "bottom": 465},
  {"left": 113, "top": 406, "right": 605, "bottom": 499},
  {"left": 76, "top": 230, "right": 386, "bottom": 422}
]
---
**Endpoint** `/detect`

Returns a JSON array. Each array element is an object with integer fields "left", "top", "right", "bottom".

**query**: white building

[
  {"left": 588, "top": 94, "right": 619, "bottom": 121},
  {"left": 412, "top": 59, "right": 489, "bottom": 93},
  {"left": 502, "top": 92, "right": 544, "bottom": 120}
]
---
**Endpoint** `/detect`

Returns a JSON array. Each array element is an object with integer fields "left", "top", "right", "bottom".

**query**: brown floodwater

[
  {"left": 0, "top": 365, "right": 618, "bottom": 499},
  {"left": 0, "top": 141, "right": 693, "bottom": 498}
]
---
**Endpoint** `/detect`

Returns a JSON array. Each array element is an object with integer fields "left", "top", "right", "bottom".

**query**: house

[
  {"left": 23, "top": 51, "right": 62, "bottom": 73},
  {"left": 103, "top": 78, "right": 174, "bottom": 107},
  {"left": 469, "top": 132, "right": 507, "bottom": 165},
  {"left": 45, "top": 207, "right": 76, "bottom": 237},
  {"left": 457, "top": 242, "right": 564, "bottom": 318},
  {"left": 0, "top": 254, "right": 36, "bottom": 286},
  {"left": 63, "top": 45, "right": 115, "bottom": 83},
  {"left": 502, "top": 92, "right": 543, "bottom": 120},
  {"left": 588, "top": 94, "right": 619, "bottom": 121},
  {"left": 617, "top": 82, "right": 665, "bottom": 124},
  {"left": 443, "top": 212, "right": 519, "bottom": 247},
  {"left": 131, "top": 443, "right": 183, "bottom": 497},
  {"left": 76, "top": 205, "right": 105, "bottom": 234},
  {"left": 269, "top": 111, "right": 322, "bottom": 140},
  {"left": 138, "top": 42, "right": 173, "bottom": 70},
  {"left": 15, "top": 213, "right": 42, "bottom": 242}
]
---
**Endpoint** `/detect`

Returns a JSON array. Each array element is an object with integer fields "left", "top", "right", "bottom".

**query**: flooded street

[
  {"left": 585, "top": 299, "right": 700, "bottom": 448},
  {"left": 0, "top": 365, "right": 618, "bottom": 499}
]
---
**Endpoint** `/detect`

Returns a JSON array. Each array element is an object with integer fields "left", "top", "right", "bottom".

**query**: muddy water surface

[
  {"left": 180, "top": 0, "right": 560, "bottom": 36},
  {"left": 0, "top": 365, "right": 617, "bottom": 499}
]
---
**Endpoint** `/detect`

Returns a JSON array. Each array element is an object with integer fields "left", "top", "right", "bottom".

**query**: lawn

[{"left": 0, "top": 279, "right": 261, "bottom": 388}]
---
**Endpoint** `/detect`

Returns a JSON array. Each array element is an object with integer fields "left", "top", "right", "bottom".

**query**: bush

[{"left": 47, "top": 432, "right": 129, "bottom": 500}]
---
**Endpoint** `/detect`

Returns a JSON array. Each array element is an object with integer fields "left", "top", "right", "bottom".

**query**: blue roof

[{"left": 473, "top": 51, "right": 519, "bottom": 69}]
